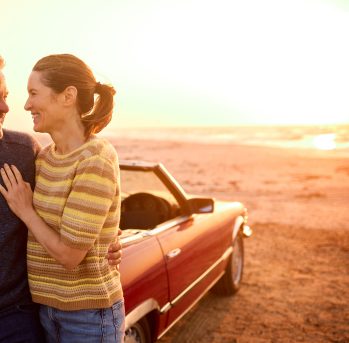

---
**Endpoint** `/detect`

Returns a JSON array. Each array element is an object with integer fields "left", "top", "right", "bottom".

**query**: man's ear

[{"left": 63, "top": 86, "right": 77, "bottom": 106}]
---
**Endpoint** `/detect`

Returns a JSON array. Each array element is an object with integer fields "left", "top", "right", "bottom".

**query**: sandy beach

[{"left": 112, "top": 137, "right": 349, "bottom": 343}]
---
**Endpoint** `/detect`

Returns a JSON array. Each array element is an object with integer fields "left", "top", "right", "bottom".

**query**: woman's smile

[{"left": 31, "top": 113, "right": 40, "bottom": 124}]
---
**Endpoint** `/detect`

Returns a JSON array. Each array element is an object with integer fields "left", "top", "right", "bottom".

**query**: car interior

[{"left": 120, "top": 192, "right": 181, "bottom": 230}]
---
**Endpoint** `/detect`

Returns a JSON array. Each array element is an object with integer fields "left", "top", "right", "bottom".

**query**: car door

[
  {"left": 156, "top": 213, "right": 227, "bottom": 326},
  {"left": 120, "top": 233, "right": 171, "bottom": 335}
]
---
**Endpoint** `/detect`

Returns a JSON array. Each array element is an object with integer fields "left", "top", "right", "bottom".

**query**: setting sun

[{"left": 312, "top": 133, "right": 337, "bottom": 150}]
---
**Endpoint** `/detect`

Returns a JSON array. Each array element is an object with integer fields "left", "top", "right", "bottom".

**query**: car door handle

[{"left": 166, "top": 248, "right": 182, "bottom": 259}]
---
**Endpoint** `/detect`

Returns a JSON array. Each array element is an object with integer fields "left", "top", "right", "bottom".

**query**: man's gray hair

[{"left": 0, "top": 56, "right": 5, "bottom": 70}]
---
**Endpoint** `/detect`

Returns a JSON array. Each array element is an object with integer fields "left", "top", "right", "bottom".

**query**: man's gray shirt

[{"left": 0, "top": 129, "right": 40, "bottom": 310}]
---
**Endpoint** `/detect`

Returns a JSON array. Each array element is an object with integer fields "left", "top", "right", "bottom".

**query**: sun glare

[
  {"left": 3, "top": 0, "right": 349, "bottom": 130},
  {"left": 312, "top": 134, "right": 337, "bottom": 150}
]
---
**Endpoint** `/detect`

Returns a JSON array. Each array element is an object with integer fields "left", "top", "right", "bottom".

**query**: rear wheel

[
  {"left": 124, "top": 317, "right": 152, "bottom": 343},
  {"left": 213, "top": 231, "right": 244, "bottom": 296}
]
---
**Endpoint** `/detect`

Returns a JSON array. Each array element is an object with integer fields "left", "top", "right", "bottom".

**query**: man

[{"left": 0, "top": 56, "right": 122, "bottom": 342}]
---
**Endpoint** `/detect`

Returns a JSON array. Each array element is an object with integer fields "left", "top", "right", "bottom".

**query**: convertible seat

[
  {"left": 120, "top": 210, "right": 163, "bottom": 230},
  {"left": 120, "top": 192, "right": 171, "bottom": 230}
]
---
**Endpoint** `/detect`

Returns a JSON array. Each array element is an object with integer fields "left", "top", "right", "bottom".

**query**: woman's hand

[
  {"left": 0, "top": 164, "right": 90, "bottom": 270},
  {"left": 0, "top": 163, "right": 35, "bottom": 222}
]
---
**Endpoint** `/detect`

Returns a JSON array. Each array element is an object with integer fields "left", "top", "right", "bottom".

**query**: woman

[{"left": 0, "top": 54, "right": 124, "bottom": 342}]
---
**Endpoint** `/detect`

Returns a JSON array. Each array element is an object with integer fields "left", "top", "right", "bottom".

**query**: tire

[
  {"left": 124, "top": 317, "right": 152, "bottom": 343},
  {"left": 213, "top": 231, "right": 244, "bottom": 296}
]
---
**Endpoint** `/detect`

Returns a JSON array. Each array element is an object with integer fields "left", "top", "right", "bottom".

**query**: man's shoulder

[
  {"left": 3, "top": 129, "right": 41, "bottom": 153},
  {"left": 4, "top": 129, "right": 35, "bottom": 144}
]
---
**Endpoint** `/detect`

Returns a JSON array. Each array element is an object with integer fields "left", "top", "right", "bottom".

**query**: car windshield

[
  {"left": 120, "top": 169, "right": 168, "bottom": 197},
  {"left": 119, "top": 169, "right": 181, "bottom": 230}
]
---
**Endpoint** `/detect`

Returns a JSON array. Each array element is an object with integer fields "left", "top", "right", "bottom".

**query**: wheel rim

[
  {"left": 124, "top": 323, "right": 147, "bottom": 343},
  {"left": 232, "top": 235, "right": 243, "bottom": 285}
]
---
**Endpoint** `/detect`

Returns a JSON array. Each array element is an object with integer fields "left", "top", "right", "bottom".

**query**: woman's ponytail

[{"left": 81, "top": 82, "right": 116, "bottom": 137}]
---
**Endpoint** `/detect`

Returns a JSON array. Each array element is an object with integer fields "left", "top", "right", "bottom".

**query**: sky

[{"left": 2, "top": 0, "right": 349, "bottom": 132}]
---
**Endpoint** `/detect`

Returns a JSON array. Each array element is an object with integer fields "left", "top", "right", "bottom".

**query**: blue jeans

[
  {"left": 0, "top": 303, "right": 45, "bottom": 343},
  {"left": 39, "top": 299, "right": 125, "bottom": 343}
]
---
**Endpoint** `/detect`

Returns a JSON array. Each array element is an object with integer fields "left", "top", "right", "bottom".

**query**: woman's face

[{"left": 24, "top": 71, "right": 63, "bottom": 133}]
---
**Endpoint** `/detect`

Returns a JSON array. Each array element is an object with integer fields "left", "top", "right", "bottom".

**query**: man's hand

[{"left": 106, "top": 229, "right": 122, "bottom": 268}]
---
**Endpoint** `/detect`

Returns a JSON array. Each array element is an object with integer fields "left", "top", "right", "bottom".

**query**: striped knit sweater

[{"left": 27, "top": 137, "right": 123, "bottom": 311}]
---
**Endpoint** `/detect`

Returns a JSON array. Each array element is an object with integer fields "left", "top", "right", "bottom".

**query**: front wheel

[
  {"left": 213, "top": 231, "right": 244, "bottom": 296},
  {"left": 124, "top": 317, "right": 152, "bottom": 343}
]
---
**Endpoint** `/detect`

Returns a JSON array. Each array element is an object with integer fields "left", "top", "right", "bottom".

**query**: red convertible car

[{"left": 118, "top": 160, "right": 252, "bottom": 343}]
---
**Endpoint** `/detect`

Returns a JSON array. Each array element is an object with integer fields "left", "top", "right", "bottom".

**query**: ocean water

[{"left": 104, "top": 125, "right": 349, "bottom": 152}]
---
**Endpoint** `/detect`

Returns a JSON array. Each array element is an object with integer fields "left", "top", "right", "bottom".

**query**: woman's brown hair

[{"left": 32, "top": 54, "right": 115, "bottom": 137}]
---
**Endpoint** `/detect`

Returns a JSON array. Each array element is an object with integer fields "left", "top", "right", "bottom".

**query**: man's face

[{"left": 0, "top": 71, "right": 10, "bottom": 132}]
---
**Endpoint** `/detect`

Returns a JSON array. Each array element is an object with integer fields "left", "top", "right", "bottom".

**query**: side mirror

[{"left": 187, "top": 197, "right": 214, "bottom": 214}]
